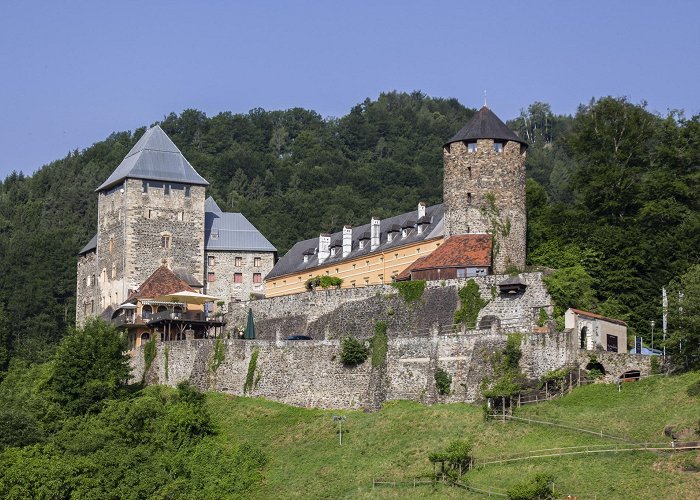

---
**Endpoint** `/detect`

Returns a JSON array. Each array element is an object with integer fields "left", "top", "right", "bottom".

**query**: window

[
  {"left": 142, "top": 181, "right": 148, "bottom": 193},
  {"left": 253, "top": 273, "right": 262, "bottom": 283},
  {"left": 457, "top": 268, "right": 467, "bottom": 278},
  {"left": 111, "top": 262, "right": 116, "bottom": 279},
  {"left": 254, "top": 257, "right": 261, "bottom": 267},
  {"left": 234, "top": 273, "right": 243, "bottom": 283},
  {"left": 359, "top": 240, "right": 366, "bottom": 249},
  {"left": 177, "top": 211, "right": 184, "bottom": 221},
  {"left": 146, "top": 209, "right": 152, "bottom": 219},
  {"left": 164, "top": 184, "right": 170, "bottom": 195},
  {"left": 493, "top": 142, "right": 503, "bottom": 153},
  {"left": 468, "top": 166, "right": 472, "bottom": 178},
  {"left": 467, "top": 193, "right": 472, "bottom": 204},
  {"left": 161, "top": 235, "right": 171, "bottom": 249},
  {"left": 606, "top": 334, "right": 618, "bottom": 353},
  {"left": 235, "top": 257, "right": 243, "bottom": 266},
  {"left": 90, "top": 300, "right": 94, "bottom": 313},
  {"left": 91, "top": 274, "right": 95, "bottom": 286},
  {"left": 208, "top": 255, "right": 215, "bottom": 266},
  {"left": 208, "top": 272, "right": 216, "bottom": 282},
  {"left": 142, "top": 305, "right": 153, "bottom": 320},
  {"left": 467, "top": 142, "right": 477, "bottom": 153},
  {"left": 211, "top": 230, "right": 219, "bottom": 240},
  {"left": 109, "top": 237, "right": 114, "bottom": 254},
  {"left": 185, "top": 186, "right": 191, "bottom": 197}
]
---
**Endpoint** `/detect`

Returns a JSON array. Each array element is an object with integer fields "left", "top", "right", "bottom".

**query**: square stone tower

[
  {"left": 91, "top": 126, "right": 209, "bottom": 312},
  {"left": 443, "top": 106, "right": 528, "bottom": 273}
]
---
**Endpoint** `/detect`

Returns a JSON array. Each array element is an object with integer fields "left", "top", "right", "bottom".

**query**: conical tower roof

[
  {"left": 445, "top": 106, "right": 527, "bottom": 148},
  {"left": 96, "top": 125, "right": 209, "bottom": 191}
]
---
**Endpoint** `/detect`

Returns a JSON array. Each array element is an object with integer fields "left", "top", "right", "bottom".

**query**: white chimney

[
  {"left": 418, "top": 201, "right": 426, "bottom": 219},
  {"left": 318, "top": 234, "right": 331, "bottom": 263},
  {"left": 342, "top": 225, "right": 352, "bottom": 257},
  {"left": 370, "top": 217, "right": 381, "bottom": 250}
]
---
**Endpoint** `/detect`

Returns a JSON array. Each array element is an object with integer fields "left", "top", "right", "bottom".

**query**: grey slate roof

[
  {"left": 96, "top": 125, "right": 209, "bottom": 191},
  {"left": 266, "top": 203, "right": 444, "bottom": 280},
  {"left": 205, "top": 197, "right": 276, "bottom": 253},
  {"left": 78, "top": 234, "right": 97, "bottom": 255},
  {"left": 446, "top": 106, "right": 527, "bottom": 147}
]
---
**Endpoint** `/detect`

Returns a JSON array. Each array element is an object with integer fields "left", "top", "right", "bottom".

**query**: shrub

[
  {"left": 585, "top": 356, "right": 606, "bottom": 379},
  {"left": 391, "top": 280, "right": 426, "bottom": 303},
  {"left": 434, "top": 368, "right": 452, "bottom": 395},
  {"left": 504, "top": 334, "right": 522, "bottom": 371},
  {"left": 371, "top": 321, "right": 388, "bottom": 367},
  {"left": 454, "top": 280, "right": 488, "bottom": 328},
  {"left": 506, "top": 473, "right": 554, "bottom": 500},
  {"left": 687, "top": 379, "right": 700, "bottom": 398},
  {"left": 305, "top": 275, "right": 343, "bottom": 290},
  {"left": 429, "top": 439, "right": 473, "bottom": 476},
  {"left": 340, "top": 337, "right": 369, "bottom": 366},
  {"left": 650, "top": 355, "right": 661, "bottom": 375},
  {"left": 537, "top": 308, "right": 549, "bottom": 327}
]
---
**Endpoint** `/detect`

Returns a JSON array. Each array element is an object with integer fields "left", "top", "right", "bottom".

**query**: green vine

[
  {"left": 371, "top": 321, "right": 388, "bottom": 367},
  {"left": 390, "top": 280, "right": 426, "bottom": 303},
  {"left": 454, "top": 279, "right": 488, "bottom": 328},
  {"left": 434, "top": 367, "right": 452, "bottom": 395},
  {"left": 164, "top": 345, "right": 169, "bottom": 382},
  {"left": 209, "top": 337, "right": 225, "bottom": 374},
  {"left": 244, "top": 349, "right": 259, "bottom": 394},
  {"left": 480, "top": 192, "right": 512, "bottom": 260},
  {"left": 537, "top": 308, "right": 549, "bottom": 327},
  {"left": 142, "top": 339, "right": 157, "bottom": 382}
]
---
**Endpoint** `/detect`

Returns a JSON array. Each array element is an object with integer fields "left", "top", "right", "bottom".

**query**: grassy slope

[{"left": 207, "top": 372, "right": 700, "bottom": 499}]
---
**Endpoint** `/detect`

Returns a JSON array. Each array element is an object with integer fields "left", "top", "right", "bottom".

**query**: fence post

[{"left": 569, "top": 371, "right": 573, "bottom": 393}]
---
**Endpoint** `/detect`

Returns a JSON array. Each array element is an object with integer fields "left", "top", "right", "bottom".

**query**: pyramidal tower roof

[
  {"left": 96, "top": 125, "right": 209, "bottom": 191},
  {"left": 445, "top": 106, "right": 527, "bottom": 147}
]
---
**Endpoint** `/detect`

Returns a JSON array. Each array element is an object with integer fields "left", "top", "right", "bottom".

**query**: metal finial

[{"left": 483, "top": 90, "right": 488, "bottom": 108}]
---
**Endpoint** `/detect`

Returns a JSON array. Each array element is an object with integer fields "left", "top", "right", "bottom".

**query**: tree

[
  {"left": 48, "top": 319, "right": 131, "bottom": 414},
  {"left": 666, "top": 264, "right": 700, "bottom": 370}
]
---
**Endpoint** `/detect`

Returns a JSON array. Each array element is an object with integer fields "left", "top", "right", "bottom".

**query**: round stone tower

[{"left": 442, "top": 106, "right": 528, "bottom": 274}]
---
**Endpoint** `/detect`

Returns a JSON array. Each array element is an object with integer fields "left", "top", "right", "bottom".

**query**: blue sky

[{"left": 1, "top": 0, "right": 698, "bottom": 178}]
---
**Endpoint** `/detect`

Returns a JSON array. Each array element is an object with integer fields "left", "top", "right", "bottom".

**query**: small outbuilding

[{"left": 565, "top": 308, "right": 627, "bottom": 353}]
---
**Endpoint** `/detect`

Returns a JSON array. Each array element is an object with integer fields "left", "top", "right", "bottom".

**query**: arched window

[
  {"left": 140, "top": 332, "right": 150, "bottom": 345},
  {"left": 580, "top": 326, "right": 588, "bottom": 349},
  {"left": 142, "top": 305, "right": 153, "bottom": 320},
  {"left": 157, "top": 305, "right": 167, "bottom": 313}
]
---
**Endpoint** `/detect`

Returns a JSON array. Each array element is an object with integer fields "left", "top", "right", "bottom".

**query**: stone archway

[{"left": 580, "top": 326, "right": 588, "bottom": 349}]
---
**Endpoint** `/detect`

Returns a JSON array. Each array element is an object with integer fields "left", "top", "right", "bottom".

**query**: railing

[
  {"left": 147, "top": 310, "right": 222, "bottom": 323},
  {"left": 112, "top": 315, "right": 137, "bottom": 327}
]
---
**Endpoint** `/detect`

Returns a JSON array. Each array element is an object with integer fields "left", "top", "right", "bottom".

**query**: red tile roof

[
  {"left": 126, "top": 266, "right": 196, "bottom": 302},
  {"left": 395, "top": 234, "right": 492, "bottom": 280},
  {"left": 569, "top": 308, "right": 628, "bottom": 327}
]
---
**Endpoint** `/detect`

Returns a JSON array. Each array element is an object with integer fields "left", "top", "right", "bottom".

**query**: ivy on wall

[
  {"left": 391, "top": 280, "right": 426, "bottom": 303},
  {"left": 142, "top": 339, "right": 157, "bottom": 382},
  {"left": 371, "top": 321, "right": 388, "bottom": 367},
  {"left": 454, "top": 279, "right": 488, "bottom": 328},
  {"left": 244, "top": 349, "right": 259, "bottom": 394}
]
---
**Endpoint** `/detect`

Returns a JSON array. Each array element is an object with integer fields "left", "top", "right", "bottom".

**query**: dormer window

[
  {"left": 387, "top": 232, "right": 394, "bottom": 242},
  {"left": 359, "top": 240, "right": 366, "bottom": 249},
  {"left": 401, "top": 229, "right": 408, "bottom": 238},
  {"left": 468, "top": 142, "right": 477, "bottom": 153},
  {"left": 211, "top": 230, "right": 219, "bottom": 240},
  {"left": 303, "top": 254, "right": 309, "bottom": 263},
  {"left": 493, "top": 142, "right": 503, "bottom": 153},
  {"left": 330, "top": 247, "right": 338, "bottom": 257}
]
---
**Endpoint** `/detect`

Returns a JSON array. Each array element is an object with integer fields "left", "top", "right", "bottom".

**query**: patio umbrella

[
  {"left": 157, "top": 290, "right": 220, "bottom": 305},
  {"left": 244, "top": 308, "right": 256, "bottom": 339}
]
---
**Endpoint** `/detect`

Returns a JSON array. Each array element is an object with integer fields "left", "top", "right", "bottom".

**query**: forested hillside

[{"left": 1, "top": 92, "right": 699, "bottom": 366}]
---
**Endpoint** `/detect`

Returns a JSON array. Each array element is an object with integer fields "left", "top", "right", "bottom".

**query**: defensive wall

[{"left": 130, "top": 330, "right": 652, "bottom": 410}]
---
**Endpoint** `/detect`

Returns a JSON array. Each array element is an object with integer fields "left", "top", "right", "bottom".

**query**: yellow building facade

[{"left": 266, "top": 236, "right": 443, "bottom": 297}]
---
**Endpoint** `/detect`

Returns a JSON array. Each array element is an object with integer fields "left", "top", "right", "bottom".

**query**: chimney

[
  {"left": 342, "top": 225, "right": 352, "bottom": 257},
  {"left": 370, "top": 217, "right": 381, "bottom": 250},
  {"left": 318, "top": 234, "right": 331, "bottom": 263},
  {"left": 418, "top": 201, "right": 426, "bottom": 219}
]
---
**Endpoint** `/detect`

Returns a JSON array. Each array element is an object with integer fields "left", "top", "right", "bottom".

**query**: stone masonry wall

[
  {"left": 226, "top": 273, "right": 552, "bottom": 339},
  {"left": 443, "top": 138, "right": 526, "bottom": 273},
  {"left": 76, "top": 250, "right": 98, "bottom": 324},
  {"left": 97, "top": 183, "right": 127, "bottom": 310},
  {"left": 205, "top": 250, "right": 275, "bottom": 303},
  {"left": 124, "top": 179, "right": 206, "bottom": 291},
  {"left": 131, "top": 329, "right": 653, "bottom": 410}
]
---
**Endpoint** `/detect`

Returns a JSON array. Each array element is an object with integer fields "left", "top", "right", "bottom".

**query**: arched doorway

[
  {"left": 580, "top": 326, "right": 588, "bottom": 349},
  {"left": 140, "top": 332, "right": 150, "bottom": 346}
]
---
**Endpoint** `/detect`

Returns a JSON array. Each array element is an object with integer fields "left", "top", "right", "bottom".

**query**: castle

[
  {"left": 76, "top": 126, "right": 276, "bottom": 338},
  {"left": 265, "top": 105, "right": 527, "bottom": 296}
]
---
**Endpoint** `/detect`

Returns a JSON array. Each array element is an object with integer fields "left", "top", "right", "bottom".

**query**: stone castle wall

[
  {"left": 205, "top": 250, "right": 274, "bottom": 304},
  {"left": 76, "top": 250, "right": 98, "bottom": 324},
  {"left": 226, "top": 273, "right": 552, "bottom": 339},
  {"left": 124, "top": 179, "right": 206, "bottom": 291},
  {"left": 442, "top": 138, "right": 526, "bottom": 273},
  {"left": 97, "top": 183, "right": 127, "bottom": 309},
  {"left": 130, "top": 329, "right": 652, "bottom": 410}
]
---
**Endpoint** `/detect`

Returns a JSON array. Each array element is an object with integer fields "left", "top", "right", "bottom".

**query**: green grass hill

[{"left": 208, "top": 371, "right": 700, "bottom": 499}]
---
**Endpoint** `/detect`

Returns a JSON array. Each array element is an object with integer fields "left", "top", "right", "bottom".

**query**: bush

[
  {"left": 687, "top": 379, "right": 700, "bottom": 398},
  {"left": 434, "top": 368, "right": 452, "bottom": 395},
  {"left": 537, "top": 308, "right": 549, "bottom": 327},
  {"left": 391, "top": 280, "right": 426, "bottom": 303},
  {"left": 305, "top": 275, "right": 343, "bottom": 290},
  {"left": 429, "top": 439, "right": 472, "bottom": 477},
  {"left": 650, "top": 355, "right": 661, "bottom": 375},
  {"left": 340, "top": 337, "right": 369, "bottom": 366},
  {"left": 506, "top": 473, "right": 554, "bottom": 500}
]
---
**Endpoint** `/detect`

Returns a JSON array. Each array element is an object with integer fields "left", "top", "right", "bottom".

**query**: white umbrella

[{"left": 157, "top": 290, "right": 221, "bottom": 305}]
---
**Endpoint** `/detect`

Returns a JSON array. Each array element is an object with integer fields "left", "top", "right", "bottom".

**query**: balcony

[{"left": 146, "top": 310, "right": 224, "bottom": 326}]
